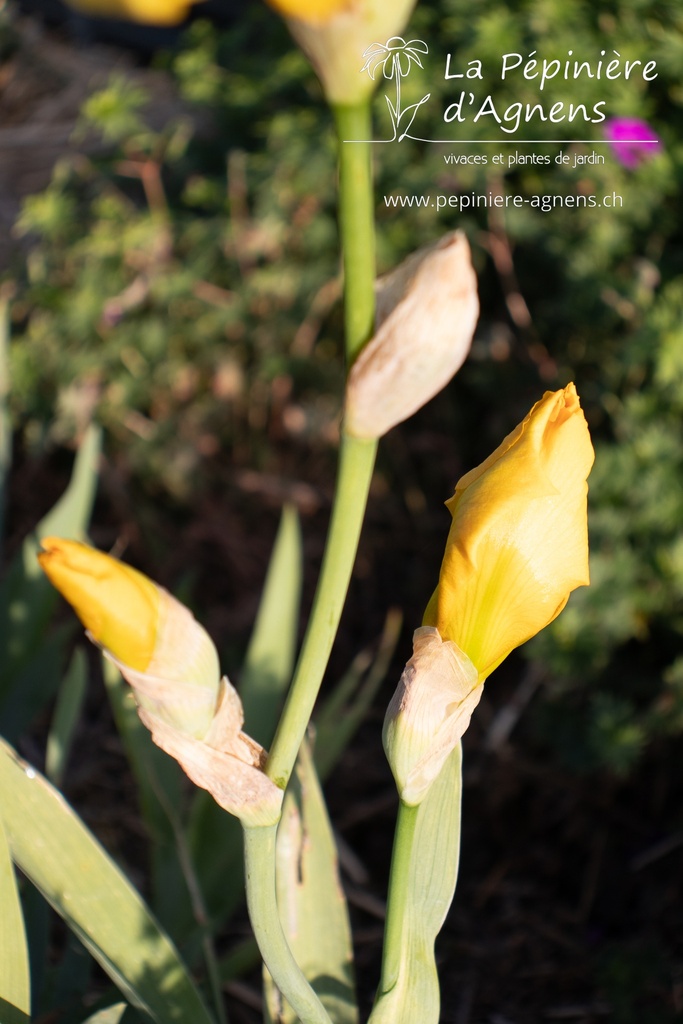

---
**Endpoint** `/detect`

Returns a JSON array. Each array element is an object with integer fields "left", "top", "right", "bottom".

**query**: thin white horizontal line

[{"left": 344, "top": 138, "right": 659, "bottom": 144}]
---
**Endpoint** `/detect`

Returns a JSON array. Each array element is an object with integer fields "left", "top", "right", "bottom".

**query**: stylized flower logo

[
  {"left": 361, "top": 36, "right": 428, "bottom": 80},
  {"left": 361, "top": 36, "right": 430, "bottom": 141}
]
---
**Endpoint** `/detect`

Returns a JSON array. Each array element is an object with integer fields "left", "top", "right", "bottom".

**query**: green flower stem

[
  {"left": 247, "top": 97, "right": 376, "bottom": 1024},
  {"left": 243, "top": 824, "right": 333, "bottom": 1024},
  {"left": 334, "top": 101, "right": 375, "bottom": 363},
  {"left": 376, "top": 800, "right": 420, "bottom": 994},
  {"left": 265, "top": 432, "right": 376, "bottom": 789},
  {"left": 265, "top": 100, "right": 377, "bottom": 791}
]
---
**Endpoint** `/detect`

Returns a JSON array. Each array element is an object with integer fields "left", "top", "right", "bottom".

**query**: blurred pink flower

[{"left": 604, "top": 117, "right": 661, "bottom": 168}]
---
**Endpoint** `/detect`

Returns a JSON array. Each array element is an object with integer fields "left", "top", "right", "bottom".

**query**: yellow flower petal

[
  {"left": 425, "top": 384, "right": 594, "bottom": 678},
  {"left": 38, "top": 537, "right": 159, "bottom": 672},
  {"left": 64, "top": 0, "right": 200, "bottom": 26},
  {"left": 265, "top": 0, "right": 349, "bottom": 21}
]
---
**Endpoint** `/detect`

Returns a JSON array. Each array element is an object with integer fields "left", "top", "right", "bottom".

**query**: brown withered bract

[{"left": 345, "top": 232, "right": 479, "bottom": 439}]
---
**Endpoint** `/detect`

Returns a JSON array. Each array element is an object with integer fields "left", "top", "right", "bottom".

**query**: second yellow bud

[{"left": 39, "top": 537, "right": 220, "bottom": 739}]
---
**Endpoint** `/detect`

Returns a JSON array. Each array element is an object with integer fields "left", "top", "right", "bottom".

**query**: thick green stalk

[
  {"left": 265, "top": 100, "right": 377, "bottom": 790},
  {"left": 377, "top": 801, "right": 419, "bottom": 993},
  {"left": 334, "top": 102, "right": 375, "bottom": 363},
  {"left": 243, "top": 824, "right": 332, "bottom": 1024},
  {"left": 246, "top": 97, "right": 376, "bottom": 1024},
  {"left": 266, "top": 433, "right": 376, "bottom": 789}
]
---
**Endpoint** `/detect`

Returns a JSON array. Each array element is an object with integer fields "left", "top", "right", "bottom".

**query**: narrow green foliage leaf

[
  {"left": 46, "top": 647, "right": 88, "bottom": 787},
  {"left": 314, "top": 609, "right": 402, "bottom": 781},
  {"left": 102, "top": 658, "right": 182, "bottom": 841},
  {"left": 0, "top": 808, "right": 30, "bottom": 1024},
  {"left": 0, "top": 625, "right": 72, "bottom": 744},
  {"left": 187, "top": 506, "right": 302, "bottom": 932},
  {"left": 186, "top": 793, "right": 243, "bottom": 937},
  {"left": 80, "top": 1003, "right": 127, "bottom": 1024},
  {"left": 369, "top": 745, "right": 462, "bottom": 1024},
  {"left": 102, "top": 659, "right": 194, "bottom": 945},
  {"left": 0, "top": 423, "right": 101, "bottom": 727},
  {"left": 21, "top": 884, "right": 48, "bottom": 1014},
  {"left": 241, "top": 505, "right": 302, "bottom": 747},
  {"left": 263, "top": 742, "right": 357, "bottom": 1024},
  {"left": 0, "top": 737, "right": 215, "bottom": 1024},
  {"left": 35, "top": 423, "right": 101, "bottom": 543}
]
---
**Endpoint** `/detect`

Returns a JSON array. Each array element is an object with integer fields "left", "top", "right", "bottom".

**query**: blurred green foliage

[
  {"left": 4, "top": 0, "right": 683, "bottom": 777},
  {"left": 530, "top": 276, "right": 683, "bottom": 774},
  {"left": 9, "top": 13, "right": 342, "bottom": 498}
]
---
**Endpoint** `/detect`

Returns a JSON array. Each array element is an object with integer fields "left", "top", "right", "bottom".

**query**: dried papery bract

[
  {"left": 264, "top": 0, "right": 418, "bottom": 104},
  {"left": 383, "top": 627, "right": 480, "bottom": 806},
  {"left": 345, "top": 232, "right": 479, "bottom": 439},
  {"left": 139, "top": 681, "right": 283, "bottom": 828},
  {"left": 38, "top": 538, "right": 282, "bottom": 827},
  {"left": 106, "top": 589, "right": 224, "bottom": 740}
]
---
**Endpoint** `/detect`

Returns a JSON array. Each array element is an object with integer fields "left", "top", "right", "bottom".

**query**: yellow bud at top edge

[
  {"left": 63, "top": 0, "right": 199, "bottom": 27},
  {"left": 265, "top": 0, "right": 350, "bottom": 23}
]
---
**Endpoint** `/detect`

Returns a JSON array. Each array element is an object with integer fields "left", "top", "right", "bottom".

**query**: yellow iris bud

[
  {"left": 425, "top": 383, "right": 594, "bottom": 680},
  {"left": 263, "top": 0, "right": 417, "bottom": 104},
  {"left": 63, "top": 0, "right": 202, "bottom": 26},
  {"left": 265, "top": 0, "right": 347, "bottom": 19},
  {"left": 39, "top": 537, "right": 220, "bottom": 739},
  {"left": 38, "top": 538, "right": 282, "bottom": 825},
  {"left": 38, "top": 537, "right": 160, "bottom": 672},
  {"left": 384, "top": 384, "right": 594, "bottom": 804}
]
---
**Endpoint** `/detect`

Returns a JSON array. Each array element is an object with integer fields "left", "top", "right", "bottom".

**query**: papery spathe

[
  {"left": 383, "top": 626, "right": 480, "bottom": 806},
  {"left": 345, "top": 232, "right": 479, "bottom": 439}
]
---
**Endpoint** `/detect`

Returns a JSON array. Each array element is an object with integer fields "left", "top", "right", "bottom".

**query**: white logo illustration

[{"left": 361, "top": 36, "right": 431, "bottom": 142}]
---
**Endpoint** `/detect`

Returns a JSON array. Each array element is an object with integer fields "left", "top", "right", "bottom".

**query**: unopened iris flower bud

[
  {"left": 38, "top": 538, "right": 282, "bottom": 826},
  {"left": 39, "top": 537, "right": 219, "bottom": 739},
  {"left": 344, "top": 232, "right": 479, "bottom": 439},
  {"left": 384, "top": 384, "right": 594, "bottom": 804},
  {"left": 425, "top": 383, "right": 595, "bottom": 678},
  {"left": 264, "top": 0, "right": 417, "bottom": 105},
  {"left": 63, "top": 0, "right": 203, "bottom": 25}
]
